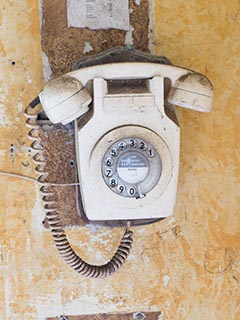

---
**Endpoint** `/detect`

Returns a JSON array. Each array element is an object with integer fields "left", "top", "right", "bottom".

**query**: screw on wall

[
  {"left": 9, "top": 143, "right": 23, "bottom": 162},
  {"left": 69, "top": 159, "right": 75, "bottom": 167},
  {"left": 58, "top": 316, "right": 69, "bottom": 320},
  {"left": 10, "top": 144, "right": 15, "bottom": 160},
  {"left": 9, "top": 143, "right": 34, "bottom": 163},
  {"left": 133, "top": 312, "right": 146, "bottom": 320}
]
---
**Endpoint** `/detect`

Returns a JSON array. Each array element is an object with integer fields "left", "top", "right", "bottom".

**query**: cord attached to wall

[
  {"left": 0, "top": 171, "right": 81, "bottom": 186},
  {"left": 23, "top": 98, "right": 133, "bottom": 278}
]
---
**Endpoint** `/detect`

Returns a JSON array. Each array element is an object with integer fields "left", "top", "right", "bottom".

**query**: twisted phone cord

[{"left": 24, "top": 105, "right": 133, "bottom": 278}]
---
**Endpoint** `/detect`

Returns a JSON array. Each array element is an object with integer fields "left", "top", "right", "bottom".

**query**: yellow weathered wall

[{"left": 0, "top": 1, "right": 239, "bottom": 319}]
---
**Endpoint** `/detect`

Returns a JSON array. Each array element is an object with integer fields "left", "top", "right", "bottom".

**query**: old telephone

[{"left": 25, "top": 58, "right": 213, "bottom": 278}]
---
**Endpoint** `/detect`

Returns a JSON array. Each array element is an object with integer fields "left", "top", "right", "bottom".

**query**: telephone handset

[{"left": 27, "top": 61, "right": 213, "bottom": 277}]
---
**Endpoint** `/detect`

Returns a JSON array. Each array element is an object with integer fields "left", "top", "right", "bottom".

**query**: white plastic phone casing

[{"left": 39, "top": 62, "right": 214, "bottom": 221}]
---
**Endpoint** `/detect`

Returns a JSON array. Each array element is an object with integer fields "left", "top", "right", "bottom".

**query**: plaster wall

[{"left": 0, "top": 1, "right": 239, "bottom": 319}]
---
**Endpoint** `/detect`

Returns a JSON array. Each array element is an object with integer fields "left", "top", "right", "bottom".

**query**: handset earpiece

[
  {"left": 39, "top": 74, "right": 92, "bottom": 125},
  {"left": 167, "top": 73, "right": 214, "bottom": 112}
]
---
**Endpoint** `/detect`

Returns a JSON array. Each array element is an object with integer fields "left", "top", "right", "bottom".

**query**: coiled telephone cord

[{"left": 24, "top": 103, "right": 133, "bottom": 278}]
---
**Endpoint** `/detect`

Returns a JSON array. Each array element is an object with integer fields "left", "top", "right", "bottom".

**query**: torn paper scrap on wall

[{"left": 67, "top": 0, "right": 130, "bottom": 30}]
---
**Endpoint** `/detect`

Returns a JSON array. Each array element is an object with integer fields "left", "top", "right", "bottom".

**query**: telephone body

[{"left": 39, "top": 62, "right": 214, "bottom": 222}]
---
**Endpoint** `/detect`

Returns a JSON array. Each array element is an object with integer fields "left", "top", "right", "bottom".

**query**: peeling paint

[
  {"left": 30, "top": 184, "right": 46, "bottom": 233},
  {"left": 86, "top": 222, "right": 105, "bottom": 234},
  {"left": 3, "top": 277, "right": 10, "bottom": 320},
  {"left": 42, "top": 51, "right": 52, "bottom": 82},
  {"left": 83, "top": 41, "right": 93, "bottom": 54},
  {"left": 135, "top": 0, "right": 141, "bottom": 5},
  {"left": 17, "top": 98, "right": 23, "bottom": 112},
  {"left": 0, "top": 104, "right": 10, "bottom": 127},
  {"left": 125, "top": 25, "right": 134, "bottom": 45},
  {"left": 157, "top": 312, "right": 163, "bottom": 320},
  {"left": 26, "top": 74, "right": 33, "bottom": 84},
  {"left": 148, "top": 0, "right": 154, "bottom": 53},
  {"left": 163, "top": 275, "right": 170, "bottom": 287},
  {"left": 36, "top": 292, "right": 63, "bottom": 320},
  {"left": 0, "top": 150, "right": 6, "bottom": 158}
]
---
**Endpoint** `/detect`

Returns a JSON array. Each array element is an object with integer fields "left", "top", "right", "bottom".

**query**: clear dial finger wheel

[{"left": 102, "top": 137, "right": 162, "bottom": 198}]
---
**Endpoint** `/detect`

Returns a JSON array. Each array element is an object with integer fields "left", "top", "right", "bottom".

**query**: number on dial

[
  {"left": 110, "top": 148, "right": 118, "bottom": 157},
  {"left": 128, "top": 187, "right": 136, "bottom": 196},
  {"left": 118, "top": 185, "right": 126, "bottom": 193},
  {"left": 148, "top": 148, "right": 155, "bottom": 158},
  {"left": 105, "top": 157, "right": 113, "bottom": 166},
  {"left": 118, "top": 141, "right": 127, "bottom": 150},
  {"left": 110, "top": 178, "right": 118, "bottom": 187},
  {"left": 129, "top": 139, "right": 137, "bottom": 147},
  {"left": 139, "top": 141, "right": 147, "bottom": 150},
  {"left": 105, "top": 168, "right": 113, "bottom": 177}
]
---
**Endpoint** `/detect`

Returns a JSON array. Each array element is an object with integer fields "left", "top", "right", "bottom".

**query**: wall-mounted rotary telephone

[{"left": 27, "top": 58, "right": 213, "bottom": 278}]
